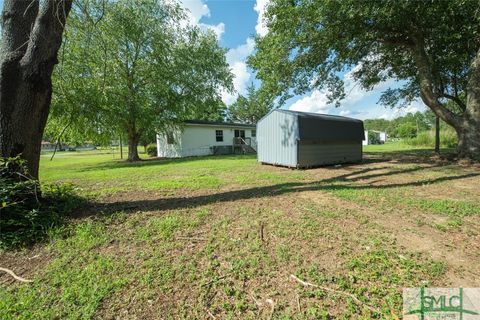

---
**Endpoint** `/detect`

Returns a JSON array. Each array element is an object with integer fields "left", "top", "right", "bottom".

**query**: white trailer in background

[
  {"left": 363, "top": 130, "right": 387, "bottom": 145},
  {"left": 156, "top": 120, "right": 257, "bottom": 158}
]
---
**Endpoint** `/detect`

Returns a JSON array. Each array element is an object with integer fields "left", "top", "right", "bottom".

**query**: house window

[
  {"left": 166, "top": 133, "right": 174, "bottom": 144},
  {"left": 251, "top": 130, "right": 256, "bottom": 137},
  {"left": 216, "top": 130, "right": 223, "bottom": 142}
]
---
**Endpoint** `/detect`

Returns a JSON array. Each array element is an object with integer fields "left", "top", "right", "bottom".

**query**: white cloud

[
  {"left": 289, "top": 90, "right": 332, "bottom": 113},
  {"left": 199, "top": 22, "right": 225, "bottom": 39},
  {"left": 222, "top": 38, "right": 256, "bottom": 105},
  {"left": 179, "top": 0, "right": 210, "bottom": 25},
  {"left": 288, "top": 67, "right": 372, "bottom": 115},
  {"left": 178, "top": 0, "right": 225, "bottom": 40},
  {"left": 222, "top": 61, "right": 251, "bottom": 104},
  {"left": 341, "top": 65, "right": 397, "bottom": 108},
  {"left": 288, "top": 64, "right": 402, "bottom": 118},
  {"left": 289, "top": 86, "right": 425, "bottom": 119},
  {"left": 379, "top": 101, "right": 425, "bottom": 120},
  {"left": 254, "top": 0, "right": 269, "bottom": 37},
  {"left": 226, "top": 38, "right": 255, "bottom": 63}
]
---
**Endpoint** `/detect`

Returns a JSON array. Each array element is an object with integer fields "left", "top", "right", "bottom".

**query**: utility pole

[
  {"left": 119, "top": 136, "right": 123, "bottom": 159},
  {"left": 435, "top": 116, "right": 440, "bottom": 153}
]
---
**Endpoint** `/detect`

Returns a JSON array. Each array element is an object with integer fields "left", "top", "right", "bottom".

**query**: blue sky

[
  {"left": 181, "top": 0, "right": 426, "bottom": 120},
  {"left": 0, "top": 0, "right": 424, "bottom": 120}
]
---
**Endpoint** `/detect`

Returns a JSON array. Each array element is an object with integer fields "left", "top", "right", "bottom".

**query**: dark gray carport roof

[{"left": 277, "top": 109, "right": 365, "bottom": 142}]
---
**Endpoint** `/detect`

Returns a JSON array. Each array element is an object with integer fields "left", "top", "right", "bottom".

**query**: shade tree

[{"left": 250, "top": 0, "right": 480, "bottom": 159}]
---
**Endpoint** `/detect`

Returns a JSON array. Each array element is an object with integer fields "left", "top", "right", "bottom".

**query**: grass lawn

[{"left": 1, "top": 144, "right": 479, "bottom": 319}]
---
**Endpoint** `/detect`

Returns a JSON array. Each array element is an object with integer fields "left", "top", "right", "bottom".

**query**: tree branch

[
  {"left": 50, "top": 116, "right": 73, "bottom": 161},
  {"left": 442, "top": 93, "right": 466, "bottom": 111},
  {"left": 375, "top": 36, "right": 414, "bottom": 47},
  {"left": 410, "top": 35, "right": 461, "bottom": 127},
  {"left": 0, "top": 267, "right": 33, "bottom": 283},
  {"left": 290, "top": 275, "right": 381, "bottom": 314}
]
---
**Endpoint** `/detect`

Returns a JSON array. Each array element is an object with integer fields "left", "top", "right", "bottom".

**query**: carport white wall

[
  {"left": 257, "top": 110, "right": 299, "bottom": 167},
  {"left": 257, "top": 109, "right": 364, "bottom": 168}
]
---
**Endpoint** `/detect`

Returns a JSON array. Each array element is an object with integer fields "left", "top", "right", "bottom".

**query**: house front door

[
  {"left": 234, "top": 130, "right": 245, "bottom": 138},
  {"left": 234, "top": 129, "right": 245, "bottom": 145}
]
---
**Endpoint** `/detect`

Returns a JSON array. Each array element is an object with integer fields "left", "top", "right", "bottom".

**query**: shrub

[
  {"left": 397, "top": 123, "right": 417, "bottom": 138},
  {"left": 404, "top": 129, "right": 458, "bottom": 148},
  {"left": 146, "top": 143, "right": 157, "bottom": 157},
  {"left": 440, "top": 129, "right": 458, "bottom": 148},
  {"left": 0, "top": 157, "right": 85, "bottom": 249},
  {"left": 368, "top": 131, "right": 382, "bottom": 144},
  {"left": 405, "top": 131, "right": 431, "bottom": 147}
]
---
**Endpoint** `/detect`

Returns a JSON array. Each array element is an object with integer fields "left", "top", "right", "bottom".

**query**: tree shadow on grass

[
  {"left": 321, "top": 164, "right": 434, "bottom": 184},
  {"left": 75, "top": 149, "right": 451, "bottom": 174},
  {"left": 363, "top": 148, "right": 457, "bottom": 162},
  {"left": 83, "top": 164, "right": 479, "bottom": 217},
  {"left": 77, "top": 154, "right": 258, "bottom": 172}
]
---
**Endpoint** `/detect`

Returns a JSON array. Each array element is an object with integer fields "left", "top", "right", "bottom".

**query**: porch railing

[{"left": 233, "top": 137, "right": 251, "bottom": 146}]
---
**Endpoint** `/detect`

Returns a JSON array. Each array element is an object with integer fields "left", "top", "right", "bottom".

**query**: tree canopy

[
  {"left": 49, "top": 0, "right": 232, "bottom": 160},
  {"left": 227, "top": 83, "right": 273, "bottom": 124},
  {"left": 250, "top": 0, "right": 480, "bottom": 158}
]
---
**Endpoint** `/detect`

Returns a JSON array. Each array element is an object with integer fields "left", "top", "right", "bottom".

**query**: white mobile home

[
  {"left": 363, "top": 130, "right": 387, "bottom": 145},
  {"left": 257, "top": 110, "right": 365, "bottom": 168},
  {"left": 157, "top": 120, "right": 257, "bottom": 158}
]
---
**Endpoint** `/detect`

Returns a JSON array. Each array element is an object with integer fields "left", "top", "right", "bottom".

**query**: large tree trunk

[
  {"left": 459, "top": 48, "right": 480, "bottom": 159},
  {"left": 456, "top": 120, "right": 480, "bottom": 159},
  {"left": 424, "top": 100, "right": 480, "bottom": 159},
  {"left": 127, "top": 130, "right": 141, "bottom": 162},
  {"left": 456, "top": 97, "right": 480, "bottom": 159},
  {"left": 413, "top": 40, "right": 480, "bottom": 159},
  {"left": 0, "top": 0, "right": 72, "bottom": 179}
]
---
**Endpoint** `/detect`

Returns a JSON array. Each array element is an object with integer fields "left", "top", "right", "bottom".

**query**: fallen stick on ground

[
  {"left": 205, "top": 308, "right": 217, "bottom": 319},
  {"left": 289, "top": 274, "right": 380, "bottom": 314},
  {"left": 175, "top": 236, "right": 206, "bottom": 241},
  {"left": 201, "top": 275, "right": 227, "bottom": 287},
  {"left": 0, "top": 267, "right": 33, "bottom": 283}
]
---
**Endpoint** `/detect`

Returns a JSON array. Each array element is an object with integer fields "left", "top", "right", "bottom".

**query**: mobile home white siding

[
  {"left": 157, "top": 130, "right": 183, "bottom": 157},
  {"left": 363, "top": 130, "right": 387, "bottom": 145},
  {"left": 157, "top": 124, "right": 256, "bottom": 158},
  {"left": 379, "top": 132, "right": 387, "bottom": 142},
  {"left": 363, "top": 130, "right": 369, "bottom": 145}
]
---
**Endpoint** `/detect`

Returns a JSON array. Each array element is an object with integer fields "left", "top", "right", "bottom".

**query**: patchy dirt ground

[{"left": 1, "top": 153, "right": 479, "bottom": 319}]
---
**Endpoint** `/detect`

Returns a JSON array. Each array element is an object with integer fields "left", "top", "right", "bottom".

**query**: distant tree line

[
  {"left": 364, "top": 111, "right": 434, "bottom": 139},
  {"left": 364, "top": 110, "right": 457, "bottom": 147}
]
